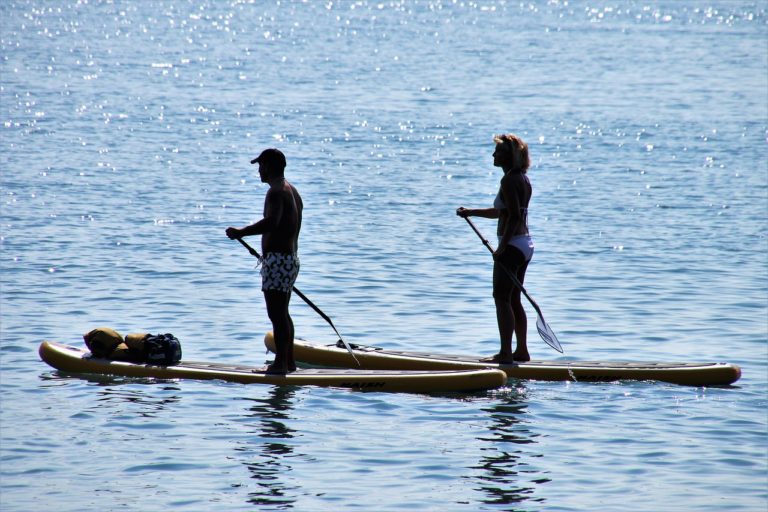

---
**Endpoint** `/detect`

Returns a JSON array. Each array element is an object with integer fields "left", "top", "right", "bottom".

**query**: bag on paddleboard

[
  {"left": 84, "top": 328, "right": 182, "bottom": 366},
  {"left": 122, "top": 332, "right": 182, "bottom": 365},
  {"left": 83, "top": 327, "right": 124, "bottom": 358},
  {"left": 142, "top": 333, "right": 182, "bottom": 366}
]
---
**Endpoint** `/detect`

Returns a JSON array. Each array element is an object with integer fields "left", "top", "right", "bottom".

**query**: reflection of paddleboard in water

[
  {"left": 38, "top": 341, "right": 507, "bottom": 393},
  {"left": 264, "top": 333, "right": 741, "bottom": 387}
]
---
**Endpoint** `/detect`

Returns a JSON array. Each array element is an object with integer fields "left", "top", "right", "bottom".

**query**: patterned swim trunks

[{"left": 260, "top": 252, "right": 300, "bottom": 293}]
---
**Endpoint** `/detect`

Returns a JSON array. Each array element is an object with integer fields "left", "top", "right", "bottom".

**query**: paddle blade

[{"left": 536, "top": 316, "right": 563, "bottom": 353}]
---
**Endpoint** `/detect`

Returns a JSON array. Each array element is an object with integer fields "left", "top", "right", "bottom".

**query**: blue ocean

[{"left": 1, "top": 1, "right": 766, "bottom": 510}]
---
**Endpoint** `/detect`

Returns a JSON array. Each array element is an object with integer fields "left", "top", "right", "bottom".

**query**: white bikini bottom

[{"left": 500, "top": 235, "right": 534, "bottom": 262}]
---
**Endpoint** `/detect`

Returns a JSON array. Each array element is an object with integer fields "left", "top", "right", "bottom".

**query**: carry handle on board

[{"left": 234, "top": 237, "right": 361, "bottom": 366}]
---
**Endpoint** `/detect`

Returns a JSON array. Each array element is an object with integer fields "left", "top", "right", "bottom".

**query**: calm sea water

[{"left": 2, "top": 1, "right": 766, "bottom": 511}]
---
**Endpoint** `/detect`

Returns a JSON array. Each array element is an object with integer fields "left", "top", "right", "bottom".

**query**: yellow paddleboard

[
  {"left": 39, "top": 341, "right": 507, "bottom": 393},
  {"left": 264, "top": 333, "right": 741, "bottom": 387}
]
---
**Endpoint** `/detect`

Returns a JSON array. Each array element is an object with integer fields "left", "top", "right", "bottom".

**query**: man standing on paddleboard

[{"left": 226, "top": 148, "right": 303, "bottom": 373}]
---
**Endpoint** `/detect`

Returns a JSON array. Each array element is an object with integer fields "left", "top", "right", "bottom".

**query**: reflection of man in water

[
  {"left": 244, "top": 386, "right": 299, "bottom": 507},
  {"left": 226, "top": 148, "right": 303, "bottom": 374}
]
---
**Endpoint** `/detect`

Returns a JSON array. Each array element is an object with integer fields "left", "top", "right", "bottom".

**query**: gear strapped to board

[{"left": 83, "top": 327, "right": 182, "bottom": 366}]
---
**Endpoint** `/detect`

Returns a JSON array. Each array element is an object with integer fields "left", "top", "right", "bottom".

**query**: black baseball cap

[{"left": 250, "top": 148, "right": 286, "bottom": 169}]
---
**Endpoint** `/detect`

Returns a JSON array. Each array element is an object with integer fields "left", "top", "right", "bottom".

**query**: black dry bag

[{"left": 143, "top": 333, "right": 182, "bottom": 366}]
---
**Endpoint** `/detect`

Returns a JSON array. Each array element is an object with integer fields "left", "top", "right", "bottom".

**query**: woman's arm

[{"left": 456, "top": 207, "right": 500, "bottom": 219}]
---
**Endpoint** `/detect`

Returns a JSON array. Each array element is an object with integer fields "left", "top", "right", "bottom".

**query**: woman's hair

[{"left": 493, "top": 133, "right": 530, "bottom": 174}]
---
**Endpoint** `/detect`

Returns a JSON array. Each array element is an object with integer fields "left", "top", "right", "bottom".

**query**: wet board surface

[
  {"left": 39, "top": 341, "right": 507, "bottom": 393},
  {"left": 264, "top": 333, "right": 741, "bottom": 387}
]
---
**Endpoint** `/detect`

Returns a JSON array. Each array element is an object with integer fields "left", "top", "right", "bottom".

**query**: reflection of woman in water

[
  {"left": 473, "top": 392, "right": 540, "bottom": 507},
  {"left": 457, "top": 134, "right": 534, "bottom": 363}
]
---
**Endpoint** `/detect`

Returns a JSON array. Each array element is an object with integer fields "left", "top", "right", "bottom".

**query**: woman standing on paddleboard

[{"left": 457, "top": 134, "right": 534, "bottom": 363}]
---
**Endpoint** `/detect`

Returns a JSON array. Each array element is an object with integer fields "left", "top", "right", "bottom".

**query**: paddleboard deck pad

[
  {"left": 264, "top": 333, "right": 741, "bottom": 386},
  {"left": 39, "top": 341, "right": 507, "bottom": 393}
]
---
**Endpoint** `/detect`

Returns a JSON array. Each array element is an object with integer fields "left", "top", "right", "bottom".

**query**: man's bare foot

[{"left": 254, "top": 363, "right": 297, "bottom": 374}]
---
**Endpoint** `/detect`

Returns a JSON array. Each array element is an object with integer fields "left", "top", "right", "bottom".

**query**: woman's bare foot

[
  {"left": 480, "top": 353, "right": 515, "bottom": 364},
  {"left": 480, "top": 352, "right": 530, "bottom": 364},
  {"left": 512, "top": 351, "right": 530, "bottom": 362}
]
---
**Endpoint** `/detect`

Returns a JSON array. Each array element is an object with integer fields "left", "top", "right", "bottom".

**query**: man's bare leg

[{"left": 264, "top": 290, "right": 297, "bottom": 373}]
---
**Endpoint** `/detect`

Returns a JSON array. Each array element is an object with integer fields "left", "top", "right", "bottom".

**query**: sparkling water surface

[{"left": 2, "top": 1, "right": 767, "bottom": 511}]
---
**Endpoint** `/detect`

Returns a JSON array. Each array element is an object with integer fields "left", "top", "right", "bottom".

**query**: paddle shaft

[{"left": 235, "top": 238, "right": 360, "bottom": 366}]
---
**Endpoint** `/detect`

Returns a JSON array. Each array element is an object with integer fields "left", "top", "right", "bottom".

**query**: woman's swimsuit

[
  {"left": 494, "top": 186, "right": 534, "bottom": 262},
  {"left": 503, "top": 234, "right": 534, "bottom": 262}
]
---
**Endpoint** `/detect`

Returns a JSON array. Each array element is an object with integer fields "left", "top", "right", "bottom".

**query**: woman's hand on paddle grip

[{"left": 225, "top": 227, "right": 242, "bottom": 240}]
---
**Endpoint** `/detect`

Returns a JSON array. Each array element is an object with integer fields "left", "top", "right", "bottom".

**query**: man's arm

[{"left": 226, "top": 189, "right": 284, "bottom": 239}]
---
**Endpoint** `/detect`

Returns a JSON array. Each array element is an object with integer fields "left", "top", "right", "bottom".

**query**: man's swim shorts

[{"left": 260, "top": 252, "right": 300, "bottom": 293}]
